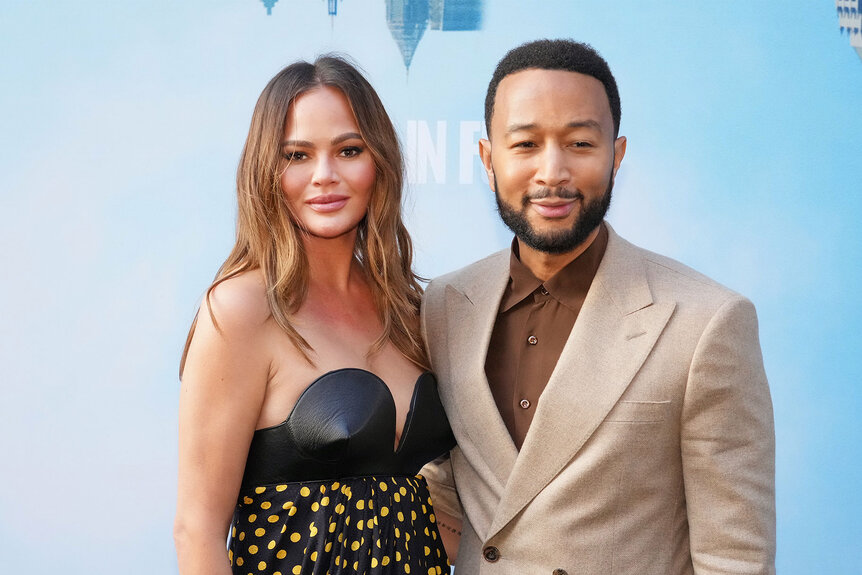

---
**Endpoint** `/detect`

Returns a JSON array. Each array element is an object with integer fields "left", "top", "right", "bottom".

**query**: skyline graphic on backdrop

[
  {"left": 260, "top": 0, "right": 483, "bottom": 69},
  {"left": 836, "top": 0, "right": 862, "bottom": 61}
]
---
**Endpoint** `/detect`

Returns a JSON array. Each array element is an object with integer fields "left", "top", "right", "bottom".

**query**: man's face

[{"left": 480, "top": 68, "right": 626, "bottom": 255}]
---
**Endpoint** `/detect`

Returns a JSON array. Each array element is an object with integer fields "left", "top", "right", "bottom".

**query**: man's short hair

[{"left": 484, "top": 39, "right": 622, "bottom": 138}]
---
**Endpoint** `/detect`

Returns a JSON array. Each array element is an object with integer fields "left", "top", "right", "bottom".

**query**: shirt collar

[{"left": 500, "top": 222, "right": 609, "bottom": 313}]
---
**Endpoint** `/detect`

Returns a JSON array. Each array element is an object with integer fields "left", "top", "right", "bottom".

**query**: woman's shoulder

[{"left": 201, "top": 269, "right": 272, "bottom": 336}]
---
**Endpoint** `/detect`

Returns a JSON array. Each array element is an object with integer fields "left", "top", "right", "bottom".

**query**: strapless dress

[{"left": 228, "top": 368, "right": 456, "bottom": 575}]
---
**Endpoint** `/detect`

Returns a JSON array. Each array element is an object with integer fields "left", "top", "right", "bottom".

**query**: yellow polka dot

[
  {"left": 232, "top": 526, "right": 237, "bottom": 537},
  {"left": 248, "top": 514, "right": 257, "bottom": 523},
  {"left": 321, "top": 496, "right": 330, "bottom": 506},
  {"left": 338, "top": 533, "right": 344, "bottom": 543},
  {"left": 335, "top": 503, "right": 345, "bottom": 514},
  {"left": 311, "top": 502, "right": 319, "bottom": 512},
  {"left": 329, "top": 522, "right": 337, "bottom": 533},
  {"left": 396, "top": 551, "right": 402, "bottom": 561},
  {"left": 424, "top": 527, "right": 429, "bottom": 536},
  {"left": 276, "top": 550, "right": 287, "bottom": 560},
  {"left": 239, "top": 532, "right": 246, "bottom": 541},
  {"left": 274, "top": 572, "right": 282, "bottom": 575},
  {"left": 424, "top": 545, "right": 431, "bottom": 556},
  {"left": 268, "top": 540, "right": 276, "bottom": 550},
  {"left": 288, "top": 506, "right": 297, "bottom": 516},
  {"left": 325, "top": 542, "right": 333, "bottom": 552},
  {"left": 228, "top": 549, "right": 234, "bottom": 561},
  {"left": 268, "top": 514, "right": 280, "bottom": 523},
  {"left": 258, "top": 560, "right": 267, "bottom": 570},
  {"left": 351, "top": 541, "right": 360, "bottom": 551},
  {"left": 255, "top": 487, "right": 266, "bottom": 494},
  {"left": 380, "top": 507, "right": 389, "bottom": 517},
  {"left": 255, "top": 528, "right": 265, "bottom": 537},
  {"left": 357, "top": 520, "right": 364, "bottom": 530},
  {"left": 320, "top": 484, "right": 327, "bottom": 493},
  {"left": 243, "top": 496, "right": 254, "bottom": 505},
  {"left": 428, "top": 569, "right": 436, "bottom": 575},
  {"left": 382, "top": 556, "right": 390, "bottom": 566},
  {"left": 411, "top": 510, "right": 417, "bottom": 520},
  {"left": 345, "top": 516, "right": 351, "bottom": 526},
  {"left": 261, "top": 501, "right": 271, "bottom": 510},
  {"left": 299, "top": 486, "right": 310, "bottom": 497},
  {"left": 276, "top": 484, "right": 287, "bottom": 492},
  {"left": 422, "top": 504, "right": 428, "bottom": 513},
  {"left": 331, "top": 481, "right": 340, "bottom": 490},
  {"left": 309, "top": 525, "right": 318, "bottom": 536},
  {"left": 356, "top": 500, "right": 365, "bottom": 510},
  {"left": 371, "top": 557, "right": 379, "bottom": 568},
  {"left": 368, "top": 499, "right": 374, "bottom": 510},
  {"left": 292, "top": 567, "right": 302, "bottom": 575},
  {"left": 379, "top": 482, "right": 388, "bottom": 491},
  {"left": 395, "top": 527, "right": 400, "bottom": 538},
  {"left": 394, "top": 493, "right": 401, "bottom": 503},
  {"left": 310, "top": 551, "right": 318, "bottom": 561},
  {"left": 290, "top": 532, "right": 301, "bottom": 543},
  {"left": 429, "top": 513, "right": 436, "bottom": 523},
  {"left": 354, "top": 561, "right": 359, "bottom": 571},
  {"left": 281, "top": 525, "right": 287, "bottom": 534},
  {"left": 432, "top": 531, "right": 437, "bottom": 540},
  {"left": 405, "top": 564, "right": 410, "bottom": 573},
  {"left": 282, "top": 501, "right": 293, "bottom": 510},
  {"left": 236, "top": 557, "right": 244, "bottom": 566},
  {"left": 397, "top": 512, "right": 405, "bottom": 522},
  {"left": 249, "top": 544, "right": 259, "bottom": 554}
]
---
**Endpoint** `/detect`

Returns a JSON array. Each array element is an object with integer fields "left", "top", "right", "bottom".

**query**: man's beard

[{"left": 494, "top": 170, "right": 614, "bottom": 255}]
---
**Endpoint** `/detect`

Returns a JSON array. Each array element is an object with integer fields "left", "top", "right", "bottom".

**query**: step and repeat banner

[{"left": 1, "top": 2, "right": 860, "bottom": 573}]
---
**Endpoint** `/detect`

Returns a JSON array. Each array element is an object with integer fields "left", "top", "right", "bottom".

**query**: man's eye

[
  {"left": 513, "top": 141, "right": 536, "bottom": 149},
  {"left": 573, "top": 141, "right": 592, "bottom": 148}
]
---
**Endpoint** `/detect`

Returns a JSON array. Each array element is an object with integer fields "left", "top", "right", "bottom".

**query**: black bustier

[{"left": 240, "top": 368, "right": 455, "bottom": 489}]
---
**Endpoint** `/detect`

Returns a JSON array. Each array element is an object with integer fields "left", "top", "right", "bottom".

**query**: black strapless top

[
  {"left": 240, "top": 368, "right": 456, "bottom": 489},
  {"left": 229, "top": 369, "right": 456, "bottom": 575}
]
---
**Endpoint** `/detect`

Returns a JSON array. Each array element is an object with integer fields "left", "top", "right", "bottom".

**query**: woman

[{"left": 174, "top": 56, "right": 457, "bottom": 575}]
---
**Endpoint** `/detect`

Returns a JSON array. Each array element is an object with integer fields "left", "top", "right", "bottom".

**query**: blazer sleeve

[{"left": 681, "top": 295, "right": 776, "bottom": 574}]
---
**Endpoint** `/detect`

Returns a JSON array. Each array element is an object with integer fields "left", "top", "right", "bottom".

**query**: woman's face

[{"left": 280, "top": 86, "right": 376, "bottom": 240}]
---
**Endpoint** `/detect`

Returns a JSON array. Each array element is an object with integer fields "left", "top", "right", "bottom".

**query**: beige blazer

[{"left": 422, "top": 225, "right": 775, "bottom": 575}]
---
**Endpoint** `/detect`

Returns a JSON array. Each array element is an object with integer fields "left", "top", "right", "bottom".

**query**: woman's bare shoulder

[{"left": 200, "top": 269, "right": 272, "bottom": 336}]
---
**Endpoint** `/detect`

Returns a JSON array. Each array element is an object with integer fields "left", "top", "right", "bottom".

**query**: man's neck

[{"left": 517, "top": 225, "right": 602, "bottom": 282}]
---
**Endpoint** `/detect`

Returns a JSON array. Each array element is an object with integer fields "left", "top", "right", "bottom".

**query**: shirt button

[
  {"left": 483, "top": 546, "right": 500, "bottom": 562},
  {"left": 519, "top": 399, "right": 531, "bottom": 409},
  {"left": 527, "top": 335, "right": 538, "bottom": 345},
  {"left": 540, "top": 286, "right": 549, "bottom": 295}
]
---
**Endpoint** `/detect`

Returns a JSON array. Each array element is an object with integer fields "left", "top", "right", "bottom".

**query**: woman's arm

[{"left": 174, "top": 278, "right": 272, "bottom": 575}]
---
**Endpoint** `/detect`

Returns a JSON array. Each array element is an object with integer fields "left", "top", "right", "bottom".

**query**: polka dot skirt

[{"left": 229, "top": 474, "right": 449, "bottom": 575}]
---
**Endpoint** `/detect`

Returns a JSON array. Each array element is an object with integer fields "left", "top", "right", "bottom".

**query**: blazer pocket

[{"left": 605, "top": 400, "right": 670, "bottom": 423}]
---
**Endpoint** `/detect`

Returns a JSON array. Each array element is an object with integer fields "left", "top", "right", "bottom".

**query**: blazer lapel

[
  {"left": 487, "top": 228, "right": 676, "bottom": 537},
  {"left": 441, "top": 253, "right": 520, "bottom": 491}
]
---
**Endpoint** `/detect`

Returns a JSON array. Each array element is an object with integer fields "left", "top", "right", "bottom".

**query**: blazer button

[
  {"left": 552, "top": 570, "right": 568, "bottom": 575},
  {"left": 482, "top": 546, "right": 500, "bottom": 562}
]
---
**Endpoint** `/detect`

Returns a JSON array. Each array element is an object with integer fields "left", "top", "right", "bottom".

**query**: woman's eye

[
  {"left": 340, "top": 146, "right": 363, "bottom": 158},
  {"left": 283, "top": 151, "right": 307, "bottom": 161}
]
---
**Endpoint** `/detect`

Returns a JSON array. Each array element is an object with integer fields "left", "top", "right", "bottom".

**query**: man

[{"left": 422, "top": 39, "right": 775, "bottom": 574}]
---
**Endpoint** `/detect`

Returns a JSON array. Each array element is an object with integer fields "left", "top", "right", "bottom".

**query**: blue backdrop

[{"left": 1, "top": 1, "right": 860, "bottom": 573}]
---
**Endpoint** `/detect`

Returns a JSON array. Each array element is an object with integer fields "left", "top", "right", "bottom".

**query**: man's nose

[{"left": 534, "top": 147, "right": 570, "bottom": 188}]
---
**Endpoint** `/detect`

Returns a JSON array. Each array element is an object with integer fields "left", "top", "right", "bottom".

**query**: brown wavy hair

[{"left": 180, "top": 55, "right": 426, "bottom": 375}]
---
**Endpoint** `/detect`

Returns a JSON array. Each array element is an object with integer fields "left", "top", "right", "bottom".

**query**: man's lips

[
  {"left": 530, "top": 198, "right": 578, "bottom": 218},
  {"left": 307, "top": 194, "right": 349, "bottom": 212}
]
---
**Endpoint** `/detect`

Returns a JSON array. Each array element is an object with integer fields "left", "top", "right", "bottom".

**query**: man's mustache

[{"left": 522, "top": 187, "right": 583, "bottom": 205}]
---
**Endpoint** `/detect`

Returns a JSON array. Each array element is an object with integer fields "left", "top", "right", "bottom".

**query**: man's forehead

[{"left": 492, "top": 69, "right": 613, "bottom": 132}]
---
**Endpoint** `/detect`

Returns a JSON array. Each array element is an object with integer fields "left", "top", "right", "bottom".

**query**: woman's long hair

[{"left": 180, "top": 55, "right": 426, "bottom": 375}]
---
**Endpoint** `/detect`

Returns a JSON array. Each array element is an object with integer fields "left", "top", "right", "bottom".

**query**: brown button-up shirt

[{"left": 484, "top": 224, "right": 608, "bottom": 449}]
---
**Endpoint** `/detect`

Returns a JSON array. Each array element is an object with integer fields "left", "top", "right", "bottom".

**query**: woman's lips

[{"left": 307, "top": 194, "right": 349, "bottom": 212}]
